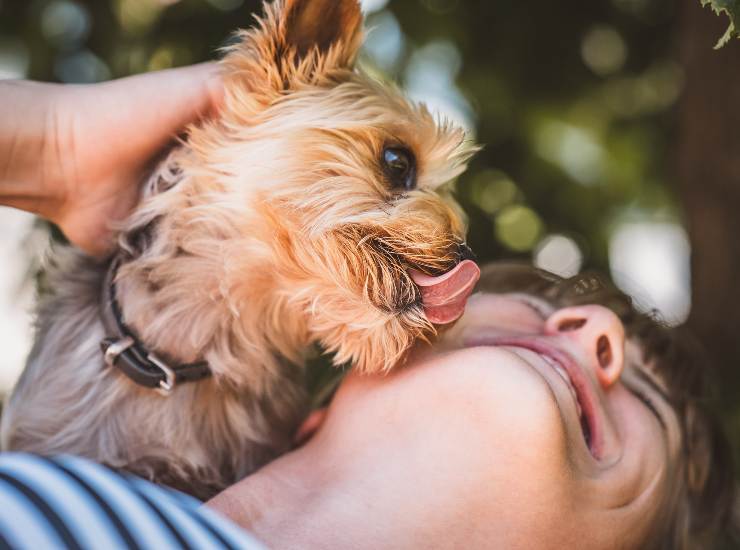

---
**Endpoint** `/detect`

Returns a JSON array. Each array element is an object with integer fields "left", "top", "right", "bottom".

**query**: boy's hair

[{"left": 478, "top": 262, "right": 736, "bottom": 549}]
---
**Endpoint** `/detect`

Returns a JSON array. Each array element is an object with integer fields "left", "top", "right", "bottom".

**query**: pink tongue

[{"left": 409, "top": 260, "right": 481, "bottom": 325}]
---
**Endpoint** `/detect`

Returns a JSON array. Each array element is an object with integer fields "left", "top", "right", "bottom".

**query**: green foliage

[{"left": 701, "top": 0, "right": 740, "bottom": 48}]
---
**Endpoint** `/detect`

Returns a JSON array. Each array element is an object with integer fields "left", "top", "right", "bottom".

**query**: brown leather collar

[{"left": 99, "top": 255, "right": 212, "bottom": 395}]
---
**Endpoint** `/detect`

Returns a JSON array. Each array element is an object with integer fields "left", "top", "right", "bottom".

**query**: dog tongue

[{"left": 409, "top": 260, "right": 481, "bottom": 325}]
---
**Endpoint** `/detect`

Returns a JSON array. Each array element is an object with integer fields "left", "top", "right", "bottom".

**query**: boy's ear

[{"left": 283, "top": 0, "right": 363, "bottom": 63}]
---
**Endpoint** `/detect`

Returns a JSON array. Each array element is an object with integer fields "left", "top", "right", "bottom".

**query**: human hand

[{"left": 0, "top": 63, "right": 223, "bottom": 256}]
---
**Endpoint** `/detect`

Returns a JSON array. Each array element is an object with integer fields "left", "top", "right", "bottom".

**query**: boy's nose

[{"left": 544, "top": 305, "right": 626, "bottom": 388}]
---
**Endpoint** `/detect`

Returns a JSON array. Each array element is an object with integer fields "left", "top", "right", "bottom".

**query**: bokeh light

[
  {"left": 147, "top": 43, "right": 192, "bottom": 72},
  {"left": 534, "top": 234, "right": 583, "bottom": 278},
  {"left": 55, "top": 50, "right": 111, "bottom": 83},
  {"left": 114, "top": 0, "right": 167, "bottom": 35},
  {"left": 534, "top": 120, "right": 606, "bottom": 185},
  {"left": 581, "top": 26, "right": 628, "bottom": 77},
  {"left": 495, "top": 205, "right": 544, "bottom": 252},
  {"left": 404, "top": 41, "right": 475, "bottom": 132},
  {"left": 609, "top": 221, "right": 691, "bottom": 324},
  {"left": 41, "top": 1, "right": 91, "bottom": 50},
  {"left": 364, "top": 10, "right": 405, "bottom": 73},
  {"left": 0, "top": 38, "right": 30, "bottom": 79},
  {"left": 601, "top": 62, "right": 684, "bottom": 118},
  {"left": 469, "top": 170, "right": 518, "bottom": 215},
  {"left": 0, "top": 210, "right": 43, "bottom": 398},
  {"left": 360, "top": 0, "right": 390, "bottom": 14}
]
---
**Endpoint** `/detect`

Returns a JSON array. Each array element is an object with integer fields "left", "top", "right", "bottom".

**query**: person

[
  {"left": 0, "top": 66, "right": 263, "bottom": 550},
  {"left": 0, "top": 71, "right": 735, "bottom": 548},
  {"left": 0, "top": 265, "right": 732, "bottom": 549},
  {"left": 0, "top": 63, "right": 223, "bottom": 256},
  {"left": 0, "top": 453, "right": 265, "bottom": 549},
  {"left": 206, "top": 263, "right": 736, "bottom": 549}
]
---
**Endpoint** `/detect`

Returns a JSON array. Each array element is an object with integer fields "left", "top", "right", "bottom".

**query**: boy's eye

[
  {"left": 631, "top": 387, "right": 667, "bottom": 429},
  {"left": 511, "top": 295, "right": 551, "bottom": 320},
  {"left": 382, "top": 147, "right": 417, "bottom": 191}
]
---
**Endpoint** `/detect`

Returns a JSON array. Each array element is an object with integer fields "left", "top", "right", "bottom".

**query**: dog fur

[{"left": 1, "top": 0, "right": 476, "bottom": 498}]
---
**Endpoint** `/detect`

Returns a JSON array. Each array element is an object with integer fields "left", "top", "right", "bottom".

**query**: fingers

[
  {"left": 67, "top": 63, "right": 225, "bottom": 168},
  {"left": 53, "top": 63, "right": 225, "bottom": 256},
  {"left": 122, "top": 62, "right": 225, "bottom": 123},
  {"left": 129, "top": 62, "right": 224, "bottom": 122}
]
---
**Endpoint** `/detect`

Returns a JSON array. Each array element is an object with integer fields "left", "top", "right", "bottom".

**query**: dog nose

[{"left": 457, "top": 243, "right": 476, "bottom": 262}]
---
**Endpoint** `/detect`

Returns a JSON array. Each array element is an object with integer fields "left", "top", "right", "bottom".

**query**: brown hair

[{"left": 477, "top": 262, "right": 736, "bottom": 549}]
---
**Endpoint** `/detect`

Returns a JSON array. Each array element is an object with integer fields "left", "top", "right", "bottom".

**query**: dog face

[{"left": 180, "top": 0, "right": 479, "bottom": 373}]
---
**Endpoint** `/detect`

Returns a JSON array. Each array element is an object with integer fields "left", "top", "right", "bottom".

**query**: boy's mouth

[
  {"left": 463, "top": 334, "right": 603, "bottom": 458},
  {"left": 409, "top": 260, "right": 480, "bottom": 324}
]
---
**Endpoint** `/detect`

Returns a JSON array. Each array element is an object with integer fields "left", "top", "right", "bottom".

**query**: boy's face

[{"left": 318, "top": 291, "right": 682, "bottom": 548}]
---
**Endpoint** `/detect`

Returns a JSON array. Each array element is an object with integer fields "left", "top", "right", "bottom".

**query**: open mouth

[
  {"left": 464, "top": 336, "right": 601, "bottom": 458},
  {"left": 540, "top": 352, "right": 592, "bottom": 451},
  {"left": 409, "top": 260, "right": 481, "bottom": 324}
]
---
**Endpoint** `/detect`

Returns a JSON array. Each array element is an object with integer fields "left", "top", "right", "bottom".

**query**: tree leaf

[{"left": 700, "top": 0, "right": 740, "bottom": 48}]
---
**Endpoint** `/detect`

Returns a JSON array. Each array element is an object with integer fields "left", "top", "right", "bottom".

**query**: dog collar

[{"left": 99, "top": 255, "right": 212, "bottom": 395}]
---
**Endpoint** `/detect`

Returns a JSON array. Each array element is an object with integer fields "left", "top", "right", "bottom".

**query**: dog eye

[{"left": 382, "top": 147, "right": 416, "bottom": 191}]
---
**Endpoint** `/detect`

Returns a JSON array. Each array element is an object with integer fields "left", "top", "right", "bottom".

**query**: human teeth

[
  {"left": 544, "top": 355, "right": 582, "bottom": 419},
  {"left": 554, "top": 365, "right": 568, "bottom": 381}
]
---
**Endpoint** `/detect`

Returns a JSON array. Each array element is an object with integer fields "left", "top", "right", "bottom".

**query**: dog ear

[
  {"left": 223, "top": 0, "right": 363, "bottom": 101},
  {"left": 283, "top": 0, "right": 363, "bottom": 63}
]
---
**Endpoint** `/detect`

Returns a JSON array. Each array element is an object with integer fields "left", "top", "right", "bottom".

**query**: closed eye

[
  {"left": 511, "top": 295, "right": 551, "bottom": 320},
  {"left": 630, "top": 386, "right": 667, "bottom": 430}
]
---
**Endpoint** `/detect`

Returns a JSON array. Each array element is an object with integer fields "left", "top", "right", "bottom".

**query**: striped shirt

[{"left": 0, "top": 453, "right": 264, "bottom": 550}]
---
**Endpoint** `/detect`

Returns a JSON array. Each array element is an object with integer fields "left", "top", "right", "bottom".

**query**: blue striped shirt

[{"left": 0, "top": 453, "right": 264, "bottom": 550}]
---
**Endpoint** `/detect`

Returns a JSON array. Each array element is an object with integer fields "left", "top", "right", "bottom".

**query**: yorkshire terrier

[{"left": 1, "top": 0, "right": 479, "bottom": 498}]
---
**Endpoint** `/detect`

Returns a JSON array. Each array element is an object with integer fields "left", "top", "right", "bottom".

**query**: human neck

[
  {"left": 205, "top": 444, "right": 340, "bottom": 548},
  {"left": 205, "top": 438, "right": 417, "bottom": 549}
]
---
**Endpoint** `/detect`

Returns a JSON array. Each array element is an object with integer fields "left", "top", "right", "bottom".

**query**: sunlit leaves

[{"left": 700, "top": 0, "right": 740, "bottom": 48}]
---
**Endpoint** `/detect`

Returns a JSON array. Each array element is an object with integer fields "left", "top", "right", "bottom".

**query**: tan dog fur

[{"left": 1, "top": 0, "right": 477, "bottom": 498}]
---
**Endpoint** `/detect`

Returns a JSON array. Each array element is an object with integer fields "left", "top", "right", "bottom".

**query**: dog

[{"left": 1, "top": 0, "right": 480, "bottom": 498}]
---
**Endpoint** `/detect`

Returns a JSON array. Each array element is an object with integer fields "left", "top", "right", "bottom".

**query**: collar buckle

[
  {"left": 99, "top": 255, "right": 211, "bottom": 394},
  {"left": 147, "top": 353, "right": 176, "bottom": 396},
  {"left": 102, "top": 337, "right": 135, "bottom": 367}
]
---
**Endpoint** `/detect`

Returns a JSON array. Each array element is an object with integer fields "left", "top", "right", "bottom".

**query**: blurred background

[{"left": 1, "top": 0, "right": 739, "bottom": 524}]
